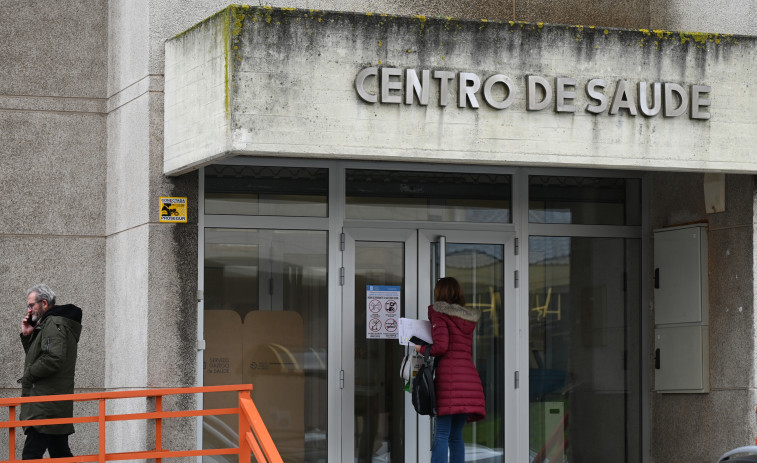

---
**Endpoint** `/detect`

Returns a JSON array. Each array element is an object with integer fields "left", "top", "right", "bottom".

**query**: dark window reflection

[
  {"left": 528, "top": 236, "right": 641, "bottom": 463},
  {"left": 205, "top": 165, "right": 328, "bottom": 217},
  {"left": 347, "top": 169, "right": 511, "bottom": 223},
  {"left": 529, "top": 176, "right": 641, "bottom": 225}
]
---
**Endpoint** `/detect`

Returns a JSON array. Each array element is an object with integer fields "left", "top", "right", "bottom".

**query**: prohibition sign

[
  {"left": 385, "top": 318, "right": 398, "bottom": 332},
  {"left": 369, "top": 319, "right": 383, "bottom": 332},
  {"left": 369, "top": 299, "right": 382, "bottom": 313},
  {"left": 385, "top": 300, "right": 397, "bottom": 313}
]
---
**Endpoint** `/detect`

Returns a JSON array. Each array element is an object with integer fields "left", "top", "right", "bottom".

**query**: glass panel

[
  {"left": 528, "top": 237, "right": 641, "bottom": 463},
  {"left": 205, "top": 165, "right": 328, "bottom": 217},
  {"left": 354, "top": 242, "right": 405, "bottom": 463},
  {"left": 529, "top": 176, "right": 641, "bottom": 225},
  {"left": 203, "top": 228, "right": 328, "bottom": 463},
  {"left": 346, "top": 169, "right": 511, "bottom": 223},
  {"left": 431, "top": 242, "right": 505, "bottom": 461}
]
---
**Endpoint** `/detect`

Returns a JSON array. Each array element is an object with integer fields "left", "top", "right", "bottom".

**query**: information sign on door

[{"left": 365, "top": 285, "right": 401, "bottom": 339}]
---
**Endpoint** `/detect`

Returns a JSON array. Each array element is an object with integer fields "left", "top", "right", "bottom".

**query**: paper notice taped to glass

[{"left": 398, "top": 318, "right": 432, "bottom": 346}]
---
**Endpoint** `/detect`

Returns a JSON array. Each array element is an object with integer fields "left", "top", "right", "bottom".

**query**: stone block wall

[{"left": 650, "top": 173, "right": 756, "bottom": 462}]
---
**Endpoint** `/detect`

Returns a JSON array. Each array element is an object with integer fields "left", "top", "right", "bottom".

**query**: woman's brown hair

[{"left": 434, "top": 277, "right": 465, "bottom": 306}]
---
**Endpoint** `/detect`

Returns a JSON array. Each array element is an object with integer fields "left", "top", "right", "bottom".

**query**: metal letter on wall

[
  {"left": 459, "top": 72, "right": 481, "bottom": 108},
  {"left": 690, "top": 85, "right": 711, "bottom": 120},
  {"left": 434, "top": 70, "right": 456, "bottom": 107},
  {"left": 527, "top": 75, "right": 552, "bottom": 111},
  {"left": 555, "top": 77, "right": 577, "bottom": 113},
  {"left": 405, "top": 69, "right": 430, "bottom": 105},
  {"left": 609, "top": 80, "right": 638, "bottom": 116},
  {"left": 381, "top": 68, "right": 402, "bottom": 104},
  {"left": 664, "top": 82, "right": 688, "bottom": 117},
  {"left": 482, "top": 74, "right": 515, "bottom": 110},
  {"left": 585, "top": 78, "right": 608, "bottom": 114},
  {"left": 639, "top": 82, "right": 662, "bottom": 117},
  {"left": 355, "top": 67, "right": 378, "bottom": 103}
]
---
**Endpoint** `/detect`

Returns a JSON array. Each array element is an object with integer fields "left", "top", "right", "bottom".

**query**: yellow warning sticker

[{"left": 159, "top": 197, "right": 188, "bottom": 223}]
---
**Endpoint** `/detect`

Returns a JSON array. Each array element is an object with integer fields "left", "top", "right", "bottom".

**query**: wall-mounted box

[
  {"left": 653, "top": 224, "right": 709, "bottom": 393},
  {"left": 653, "top": 224, "right": 709, "bottom": 326},
  {"left": 654, "top": 325, "right": 709, "bottom": 393}
]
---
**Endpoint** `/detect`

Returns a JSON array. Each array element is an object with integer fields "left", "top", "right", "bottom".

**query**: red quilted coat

[{"left": 420, "top": 301, "right": 485, "bottom": 422}]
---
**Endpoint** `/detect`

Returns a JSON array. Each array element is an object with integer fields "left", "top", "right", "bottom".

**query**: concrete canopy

[{"left": 164, "top": 6, "right": 757, "bottom": 175}]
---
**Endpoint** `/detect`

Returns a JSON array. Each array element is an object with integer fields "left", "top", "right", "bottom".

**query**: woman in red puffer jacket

[{"left": 415, "top": 277, "right": 485, "bottom": 463}]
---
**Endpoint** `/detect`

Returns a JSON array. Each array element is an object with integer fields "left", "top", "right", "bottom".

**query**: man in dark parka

[{"left": 19, "top": 284, "right": 83, "bottom": 459}]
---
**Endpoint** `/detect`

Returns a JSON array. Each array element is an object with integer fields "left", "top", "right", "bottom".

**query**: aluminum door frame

[
  {"left": 341, "top": 227, "right": 419, "bottom": 463},
  {"left": 418, "top": 229, "right": 519, "bottom": 463}
]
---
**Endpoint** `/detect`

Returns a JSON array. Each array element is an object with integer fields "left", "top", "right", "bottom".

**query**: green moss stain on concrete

[
  {"left": 179, "top": 5, "right": 747, "bottom": 52},
  {"left": 223, "top": 11, "right": 230, "bottom": 118},
  {"left": 416, "top": 15, "right": 426, "bottom": 36},
  {"left": 171, "top": 4, "right": 751, "bottom": 100},
  {"left": 574, "top": 25, "right": 585, "bottom": 42}
]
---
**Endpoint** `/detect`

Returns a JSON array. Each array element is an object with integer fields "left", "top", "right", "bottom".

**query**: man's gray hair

[{"left": 27, "top": 284, "right": 56, "bottom": 306}]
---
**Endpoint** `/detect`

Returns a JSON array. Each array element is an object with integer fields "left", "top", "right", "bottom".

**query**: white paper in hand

[{"left": 398, "top": 318, "right": 432, "bottom": 346}]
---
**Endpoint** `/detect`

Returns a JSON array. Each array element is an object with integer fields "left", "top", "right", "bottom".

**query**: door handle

[{"left": 655, "top": 348, "right": 661, "bottom": 369}]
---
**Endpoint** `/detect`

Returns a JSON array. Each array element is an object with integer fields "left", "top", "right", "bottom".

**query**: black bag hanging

[{"left": 411, "top": 348, "right": 436, "bottom": 416}]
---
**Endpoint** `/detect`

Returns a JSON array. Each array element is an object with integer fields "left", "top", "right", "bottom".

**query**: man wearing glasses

[{"left": 18, "top": 284, "right": 83, "bottom": 460}]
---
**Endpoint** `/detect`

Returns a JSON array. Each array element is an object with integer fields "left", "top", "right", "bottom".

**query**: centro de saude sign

[{"left": 355, "top": 67, "right": 711, "bottom": 120}]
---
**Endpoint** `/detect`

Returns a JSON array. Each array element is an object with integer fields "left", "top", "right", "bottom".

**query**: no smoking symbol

[{"left": 369, "top": 319, "right": 382, "bottom": 332}]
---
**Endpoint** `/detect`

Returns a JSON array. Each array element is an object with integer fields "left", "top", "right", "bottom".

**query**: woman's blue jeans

[{"left": 431, "top": 413, "right": 467, "bottom": 463}]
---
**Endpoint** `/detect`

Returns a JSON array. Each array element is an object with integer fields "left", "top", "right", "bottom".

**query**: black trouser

[{"left": 22, "top": 428, "right": 73, "bottom": 460}]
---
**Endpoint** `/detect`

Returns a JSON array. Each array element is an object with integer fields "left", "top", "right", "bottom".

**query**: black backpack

[{"left": 411, "top": 348, "right": 436, "bottom": 416}]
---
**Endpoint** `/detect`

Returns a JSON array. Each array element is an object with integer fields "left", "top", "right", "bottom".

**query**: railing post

[
  {"left": 239, "top": 391, "right": 251, "bottom": 463},
  {"left": 156, "top": 395, "right": 163, "bottom": 463},
  {"left": 98, "top": 398, "right": 106, "bottom": 463},
  {"left": 8, "top": 405, "right": 15, "bottom": 462}
]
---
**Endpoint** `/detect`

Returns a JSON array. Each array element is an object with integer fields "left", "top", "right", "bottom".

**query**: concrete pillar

[{"left": 106, "top": 0, "right": 199, "bottom": 455}]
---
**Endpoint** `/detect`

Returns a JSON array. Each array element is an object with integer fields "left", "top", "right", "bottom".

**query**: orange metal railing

[{"left": 0, "top": 384, "right": 282, "bottom": 463}]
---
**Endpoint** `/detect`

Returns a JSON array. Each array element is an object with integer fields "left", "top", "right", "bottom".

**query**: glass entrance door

[
  {"left": 342, "top": 228, "right": 514, "bottom": 463},
  {"left": 342, "top": 228, "right": 418, "bottom": 463},
  {"left": 418, "top": 230, "right": 516, "bottom": 463},
  {"left": 203, "top": 227, "right": 330, "bottom": 462}
]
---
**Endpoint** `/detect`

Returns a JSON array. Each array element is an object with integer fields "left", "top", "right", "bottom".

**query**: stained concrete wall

[
  {"left": 223, "top": 0, "right": 757, "bottom": 34},
  {"left": 650, "top": 173, "right": 756, "bottom": 462},
  {"left": 165, "top": 7, "right": 757, "bottom": 176}
]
